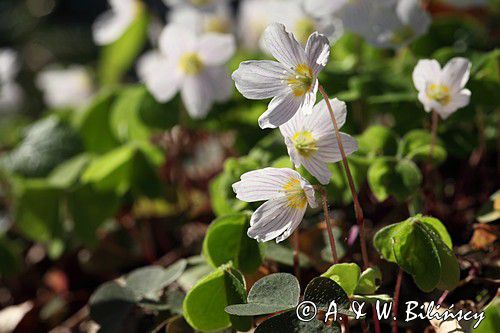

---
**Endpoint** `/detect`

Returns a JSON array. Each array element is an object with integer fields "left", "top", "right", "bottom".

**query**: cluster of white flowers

[
  {"left": 0, "top": 49, "right": 23, "bottom": 113},
  {"left": 232, "top": 23, "right": 358, "bottom": 243}
]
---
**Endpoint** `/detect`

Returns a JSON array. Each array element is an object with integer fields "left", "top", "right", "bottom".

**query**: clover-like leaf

[
  {"left": 304, "top": 277, "right": 350, "bottom": 313},
  {"left": 225, "top": 273, "right": 300, "bottom": 316},
  {"left": 183, "top": 264, "right": 251, "bottom": 332},
  {"left": 368, "top": 157, "right": 422, "bottom": 202},
  {"left": 321, "top": 263, "right": 361, "bottom": 297},
  {"left": 125, "top": 260, "right": 187, "bottom": 301},
  {"left": 255, "top": 310, "right": 340, "bottom": 333},
  {"left": 89, "top": 281, "right": 137, "bottom": 333},
  {"left": 357, "top": 125, "right": 399, "bottom": 157},
  {"left": 399, "top": 130, "right": 447, "bottom": 165},
  {"left": 355, "top": 267, "right": 382, "bottom": 295},
  {"left": 374, "top": 215, "right": 459, "bottom": 292},
  {"left": 203, "top": 213, "right": 263, "bottom": 274}
]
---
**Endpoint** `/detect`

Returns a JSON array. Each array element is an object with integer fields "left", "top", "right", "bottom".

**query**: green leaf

[
  {"left": 203, "top": 213, "right": 263, "bottom": 274},
  {"left": 367, "top": 157, "right": 422, "bottom": 202},
  {"left": 81, "top": 144, "right": 136, "bottom": 194},
  {"left": 374, "top": 215, "right": 459, "bottom": 292},
  {"left": 110, "top": 86, "right": 152, "bottom": 142},
  {"left": 355, "top": 267, "right": 382, "bottom": 295},
  {"left": 399, "top": 130, "right": 447, "bottom": 165},
  {"left": 0, "top": 238, "right": 22, "bottom": 276},
  {"left": 13, "top": 179, "right": 63, "bottom": 242},
  {"left": 255, "top": 310, "right": 340, "bottom": 333},
  {"left": 321, "top": 263, "right": 361, "bottom": 297},
  {"left": 89, "top": 281, "right": 137, "bottom": 333},
  {"left": 67, "top": 185, "right": 120, "bottom": 246},
  {"left": 264, "top": 242, "right": 312, "bottom": 268},
  {"left": 474, "top": 297, "right": 499, "bottom": 332},
  {"left": 48, "top": 154, "right": 91, "bottom": 188},
  {"left": 4, "top": 117, "right": 83, "bottom": 177},
  {"left": 356, "top": 125, "right": 399, "bottom": 157},
  {"left": 210, "top": 156, "right": 261, "bottom": 216},
  {"left": 99, "top": 4, "right": 149, "bottom": 86},
  {"left": 225, "top": 273, "right": 300, "bottom": 316},
  {"left": 125, "top": 260, "right": 187, "bottom": 300},
  {"left": 304, "top": 277, "right": 350, "bottom": 312},
  {"left": 74, "top": 91, "right": 120, "bottom": 154},
  {"left": 183, "top": 264, "right": 251, "bottom": 332}
]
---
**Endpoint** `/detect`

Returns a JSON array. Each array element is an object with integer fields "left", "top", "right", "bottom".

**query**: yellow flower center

[
  {"left": 294, "top": 18, "right": 316, "bottom": 45},
  {"left": 287, "top": 64, "right": 314, "bottom": 97},
  {"left": 426, "top": 83, "right": 451, "bottom": 105},
  {"left": 179, "top": 52, "right": 204, "bottom": 75},
  {"left": 292, "top": 130, "right": 317, "bottom": 158},
  {"left": 282, "top": 178, "right": 308, "bottom": 209}
]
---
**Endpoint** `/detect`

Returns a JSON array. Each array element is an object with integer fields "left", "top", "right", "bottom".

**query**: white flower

[
  {"left": 304, "top": 0, "right": 349, "bottom": 16},
  {"left": 232, "top": 167, "right": 317, "bottom": 243},
  {"left": 92, "top": 0, "right": 140, "bottom": 46},
  {"left": 340, "top": 0, "right": 431, "bottom": 49},
  {"left": 238, "top": 0, "right": 341, "bottom": 51},
  {"left": 137, "top": 25, "right": 235, "bottom": 119},
  {"left": 232, "top": 23, "right": 330, "bottom": 129},
  {"left": 412, "top": 57, "right": 472, "bottom": 119},
  {"left": 0, "top": 49, "right": 22, "bottom": 112},
  {"left": 168, "top": 2, "right": 233, "bottom": 34},
  {"left": 36, "top": 65, "right": 94, "bottom": 109},
  {"left": 279, "top": 98, "right": 358, "bottom": 185}
]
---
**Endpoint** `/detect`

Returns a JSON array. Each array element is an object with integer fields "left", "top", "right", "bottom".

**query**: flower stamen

[
  {"left": 426, "top": 83, "right": 451, "bottom": 105},
  {"left": 286, "top": 64, "right": 313, "bottom": 97},
  {"left": 282, "top": 178, "right": 307, "bottom": 209},
  {"left": 179, "top": 52, "right": 204, "bottom": 75},
  {"left": 292, "top": 130, "right": 317, "bottom": 158}
]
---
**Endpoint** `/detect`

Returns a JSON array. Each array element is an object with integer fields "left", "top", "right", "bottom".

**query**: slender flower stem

[
  {"left": 317, "top": 186, "right": 338, "bottom": 263},
  {"left": 292, "top": 229, "right": 300, "bottom": 280},
  {"left": 437, "top": 290, "right": 449, "bottom": 306},
  {"left": 393, "top": 269, "right": 404, "bottom": 333},
  {"left": 318, "top": 85, "right": 369, "bottom": 269},
  {"left": 430, "top": 110, "right": 439, "bottom": 160}
]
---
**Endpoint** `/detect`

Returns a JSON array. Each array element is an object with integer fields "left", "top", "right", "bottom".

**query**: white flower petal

[
  {"left": 0, "top": 49, "right": 19, "bottom": 83},
  {"left": 137, "top": 51, "right": 180, "bottom": 102},
  {"left": 305, "top": 32, "right": 330, "bottom": 76},
  {"left": 441, "top": 57, "right": 471, "bottom": 92},
  {"left": 396, "top": 0, "right": 431, "bottom": 37},
  {"left": 263, "top": 23, "right": 307, "bottom": 69},
  {"left": 258, "top": 93, "right": 303, "bottom": 129},
  {"left": 206, "top": 66, "right": 232, "bottom": 102},
  {"left": 413, "top": 59, "right": 441, "bottom": 91},
  {"left": 232, "top": 60, "right": 288, "bottom": 100},
  {"left": 301, "top": 155, "right": 332, "bottom": 185},
  {"left": 181, "top": 73, "right": 214, "bottom": 119},
  {"left": 438, "top": 89, "right": 471, "bottom": 119},
  {"left": 309, "top": 98, "right": 347, "bottom": 134},
  {"left": 159, "top": 24, "right": 197, "bottom": 59},
  {"left": 248, "top": 197, "right": 306, "bottom": 243},
  {"left": 232, "top": 167, "right": 299, "bottom": 202},
  {"left": 304, "top": 0, "right": 348, "bottom": 16},
  {"left": 0, "top": 82, "right": 22, "bottom": 112},
  {"left": 92, "top": 0, "right": 136, "bottom": 46},
  {"left": 417, "top": 90, "right": 439, "bottom": 113},
  {"left": 315, "top": 133, "right": 358, "bottom": 163},
  {"left": 198, "top": 33, "right": 235, "bottom": 66}
]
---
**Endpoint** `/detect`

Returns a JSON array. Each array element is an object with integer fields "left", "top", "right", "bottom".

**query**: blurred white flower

[
  {"left": 92, "top": 0, "right": 140, "bottom": 46},
  {"left": 340, "top": 0, "right": 431, "bottom": 49},
  {"left": 238, "top": 0, "right": 341, "bottom": 51},
  {"left": 232, "top": 23, "right": 330, "bottom": 129},
  {"left": 0, "top": 48, "right": 23, "bottom": 112},
  {"left": 304, "top": 0, "right": 349, "bottom": 16},
  {"left": 168, "top": 2, "right": 233, "bottom": 34},
  {"left": 279, "top": 98, "right": 358, "bottom": 185},
  {"left": 36, "top": 65, "right": 94, "bottom": 109},
  {"left": 412, "top": 57, "right": 471, "bottom": 119},
  {"left": 232, "top": 167, "right": 317, "bottom": 242},
  {"left": 137, "top": 25, "right": 235, "bottom": 119}
]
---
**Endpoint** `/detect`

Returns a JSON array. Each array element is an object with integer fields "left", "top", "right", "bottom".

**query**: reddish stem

[
  {"left": 318, "top": 85, "right": 369, "bottom": 269},
  {"left": 292, "top": 229, "right": 300, "bottom": 280},
  {"left": 318, "top": 186, "right": 338, "bottom": 263},
  {"left": 393, "top": 269, "right": 404, "bottom": 333}
]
